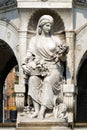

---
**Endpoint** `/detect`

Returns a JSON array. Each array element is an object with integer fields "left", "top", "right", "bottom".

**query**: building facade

[{"left": 0, "top": 0, "right": 87, "bottom": 128}]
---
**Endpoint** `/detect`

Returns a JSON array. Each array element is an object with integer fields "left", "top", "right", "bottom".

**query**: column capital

[
  {"left": 14, "top": 84, "right": 25, "bottom": 93},
  {"left": 18, "top": 30, "right": 28, "bottom": 33},
  {"left": 18, "top": 30, "right": 28, "bottom": 38},
  {"left": 65, "top": 30, "right": 75, "bottom": 38},
  {"left": 63, "top": 84, "right": 75, "bottom": 93}
]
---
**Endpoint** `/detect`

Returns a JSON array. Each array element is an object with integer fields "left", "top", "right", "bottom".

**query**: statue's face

[{"left": 42, "top": 22, "right": 52, "bottom": 34}]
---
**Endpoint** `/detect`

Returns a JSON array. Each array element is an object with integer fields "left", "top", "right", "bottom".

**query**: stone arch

[
  {"left": 76, "top": 51, "right": 87, "bottom": 122},
  {"left": 0, "top": 39, "right": 18, "bottom": 122},
  {"left": 28, "top": 9, "right": 65, "bottom": 39},
  {"left": 75, "top": 23, "right": 87, "bottom": 122},
  {"left": 75, "top": 23, "right": 87, "bottom": 85},
  {"left": 0, "top": 19, "right": 18, "bottom": 122},
  {"left": 76, "top": 51, "right": 87, "bottom": 83},
  {"left": 0, "top": 19, "right": 18, "bottom": 62}
]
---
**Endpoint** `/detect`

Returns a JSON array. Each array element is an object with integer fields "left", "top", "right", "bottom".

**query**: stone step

[
  {"left": 1, "top": 127, "right": 87, "bottom": 130},
  {"left": 16, "top": 121, "right": 71, "bottom": 130},
  {"left": 16, "top": 126, "right": 71, "bottom": 130}
]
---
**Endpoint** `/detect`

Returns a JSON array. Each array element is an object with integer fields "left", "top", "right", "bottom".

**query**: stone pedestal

[
  {"left": 16, "top": 120, "right": 71, "bottom": 130},
  {"left": 63, "top": 84, "right": 75, "bottom": 123}
]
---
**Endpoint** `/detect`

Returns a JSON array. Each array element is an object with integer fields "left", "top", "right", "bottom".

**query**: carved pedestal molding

[
  {"left": 63, "top": 84, "right": 75, "bottom": 123},
  {"left": 14, "top": 84, "right": 25, "bottom": 112},
  {"left": 15, "top": 84, "right": 26, "bottom": 125}
]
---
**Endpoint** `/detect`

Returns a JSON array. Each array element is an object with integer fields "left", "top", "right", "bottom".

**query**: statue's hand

[{"left": 28, "top": 61, "right": 36, "bottom": 69}]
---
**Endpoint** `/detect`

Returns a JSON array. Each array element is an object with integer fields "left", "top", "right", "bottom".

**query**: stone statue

[{"left": 22, "top": 15, "right": 69, "bottom": 120}]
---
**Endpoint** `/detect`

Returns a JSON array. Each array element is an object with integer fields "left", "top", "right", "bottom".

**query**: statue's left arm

[{"left": 53, "top": 36, "right": 69, "bottom": 62}]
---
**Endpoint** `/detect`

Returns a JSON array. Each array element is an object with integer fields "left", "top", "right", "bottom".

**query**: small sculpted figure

[{"left": 22, "top": 15, "right": 69, "bottom": 119}]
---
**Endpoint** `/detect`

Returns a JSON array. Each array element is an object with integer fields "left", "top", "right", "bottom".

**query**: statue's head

[{"left": 37, "top": 15, "right": 54, "bottom": 35}]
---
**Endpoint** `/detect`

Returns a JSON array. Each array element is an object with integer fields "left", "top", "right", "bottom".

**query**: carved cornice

[
  {"left": 17, "top": 0, "right": 73, "bottom": 8},
  {"left": 0, "top": 0, "right": 17, "bottom": 9},
  {"left": 76, "top": 0, "right": 87, "bottom": 3},
  {"left": 74, "top": 0, "right": 87, "bottom": 6}
]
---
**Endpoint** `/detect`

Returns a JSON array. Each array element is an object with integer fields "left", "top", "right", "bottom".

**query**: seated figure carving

[{"left": 22, "top": 15, "right": 69, "bottom": 120}]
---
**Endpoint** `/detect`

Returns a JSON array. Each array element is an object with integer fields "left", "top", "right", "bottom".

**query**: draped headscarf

[{"left": 36, "top": 15, "right": 54, "bottom": 35}]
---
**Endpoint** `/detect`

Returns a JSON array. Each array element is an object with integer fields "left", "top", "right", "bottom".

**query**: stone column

[
  {"left": 66, "top": 31, "right": 75, "bottom": 84},
  {"left": 18, "top": 10, "right": 30, "bottom": 86},
  {"left": 18, "top": 30, "right": 27, "bottom": 85},
  {"left": 15, "top": 11, "right": 31, "bottom": 124},
  {"left": 15, "top": 30, "right": 27, "bottom": 112},
  {"left": 63, "top": 31, "right": 75, "bottom": 123}
]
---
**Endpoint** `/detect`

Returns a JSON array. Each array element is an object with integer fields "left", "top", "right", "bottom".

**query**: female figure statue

[{"left": 22, "top": 15, "right": 68, "bottom": 119}]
